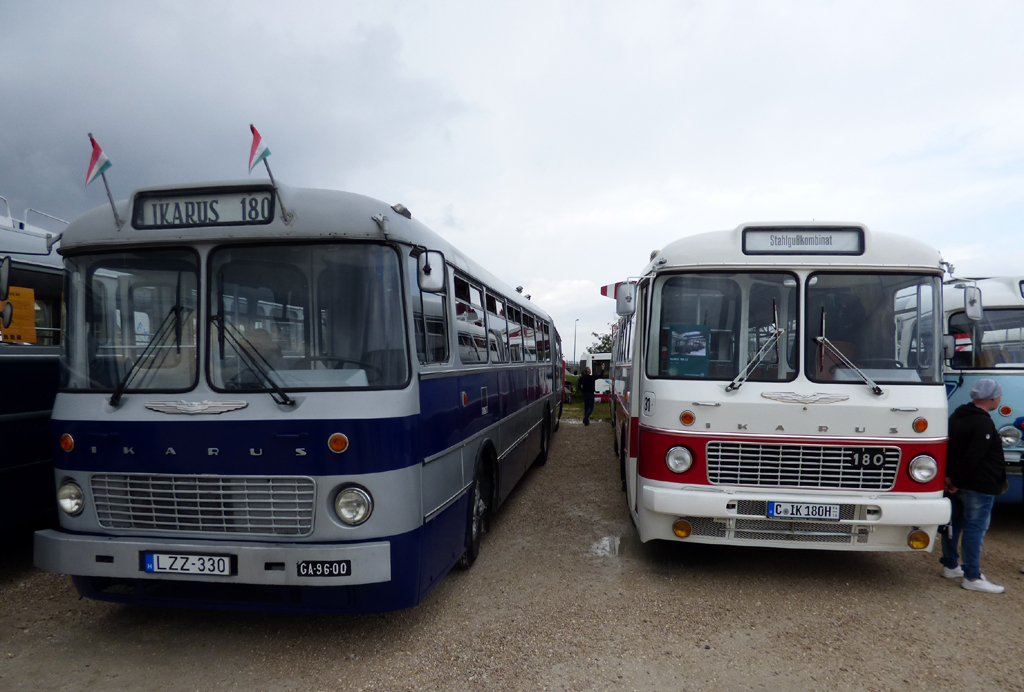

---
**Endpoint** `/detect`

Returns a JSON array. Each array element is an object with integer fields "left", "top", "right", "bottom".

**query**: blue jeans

[
  {"left": 940, "top": 488, "right": 996, "bottom": 580},
  {"left": 583, "top": 393, "right": 595, "bottom": 423}
]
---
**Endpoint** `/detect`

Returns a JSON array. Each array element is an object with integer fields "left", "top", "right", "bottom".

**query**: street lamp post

[{"left": 573, "top": 318, "right": 579, "bottom": 372}]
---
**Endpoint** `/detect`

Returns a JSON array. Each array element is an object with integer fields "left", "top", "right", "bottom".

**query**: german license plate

[
  {"left": 767, "top": 501, "right": 841, "bottom": 521},
  {"left": 143, "top": 552, "right": 233, "bottom": 576},
  {"left": 297, "top": 560, "right": 352, "bottom": 577}
]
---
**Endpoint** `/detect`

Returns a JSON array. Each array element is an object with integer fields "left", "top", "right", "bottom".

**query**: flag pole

[
  {"left": 88, "top": 133, "right": 124, "bottom": 229},
  {"left": 262, "top": 158, "right": 293, "bottom": 224},
  {"left": 100, "top": 171, "right": 124, "bottom": 229}
]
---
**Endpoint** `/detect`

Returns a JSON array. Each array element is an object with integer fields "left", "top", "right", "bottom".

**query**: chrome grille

[
  {"left": 91, "top": 473, "right": 316, "bottom": 536},
  {"left": 679, "top": 516, "right": 868, "bottom": 544},
  {"left": 706, "top": 442, "right": 899, "bottom": 490}
]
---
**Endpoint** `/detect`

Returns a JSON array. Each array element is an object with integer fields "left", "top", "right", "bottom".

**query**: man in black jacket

[
  {"left": 577, "top": 367, "right": 596, "bottom": 426},
  {"left": 939, "top": 378, "right": 1007, "bottom": 593}
]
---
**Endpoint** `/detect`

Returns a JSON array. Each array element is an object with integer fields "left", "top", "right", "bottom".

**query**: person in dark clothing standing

[
  {"left": 577, "top": 366, "right": 596, "bottom": 426},
  {"left": 940, "top": 378, "right": 1008, "bottom": 593}
]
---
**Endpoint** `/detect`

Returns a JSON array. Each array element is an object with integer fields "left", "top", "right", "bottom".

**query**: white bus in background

[
  {"left": 612, "top": 222, "right": 951, "bottom": 552},
  {"left": 944, "top": 276, "right": 1024, "bottom": 504},
  {"left": 578, "top": 352, "right": 611, "bottom": 402}
]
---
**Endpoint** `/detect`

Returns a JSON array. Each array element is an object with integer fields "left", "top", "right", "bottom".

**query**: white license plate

[
  {"left": 297, "top": 560, "right": 352, "bottom": 577},
  {"left": 767, "top": 502, "right": 841, "bottom": 521},
  {"left": 143, "top": 553, "right": 233, "bottom": 576}
]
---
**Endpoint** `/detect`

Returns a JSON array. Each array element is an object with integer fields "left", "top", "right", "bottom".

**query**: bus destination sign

[
  {"left": 132, "top": 186, "right": 276, "bottom": 230},
  {"left": 742, "top": 227, "right": 864, "bottom": 256}
]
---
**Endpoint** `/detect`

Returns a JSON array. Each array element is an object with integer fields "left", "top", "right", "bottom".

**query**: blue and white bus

[
  {"left": 0, "top": 198, "right": 64, "bottom": 528},
  {"left": 944, "top": 277, "right": 1024, "bottom": 504},
  {"left": 34, "top": 180, "right": 561, "bottom": 612}
]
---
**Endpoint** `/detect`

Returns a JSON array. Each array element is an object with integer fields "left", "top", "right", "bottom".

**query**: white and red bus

[
  {"left": 578, "top": 352, "right": 611, "bottom": 402},
  {"left": 610, "top": 223, "right": 951, "bottom": 551}
]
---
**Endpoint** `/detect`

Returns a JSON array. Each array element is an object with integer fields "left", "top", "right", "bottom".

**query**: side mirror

[
  {"left": 615, "top": 282, "right": 636, "bottom": 317},
  {"left": 1, "top": 302, "right": 11, "bottom": 329},
  {"left": 943, "top": 335, "right": 956, "bottom": 361},
  {"left": 964, "top": 286, "right": 983, "bottom": 321},
  {"left": 418, "top": 250, "right": 446, "bottom": 293},
  {"left": 0, "top": 256, "right": 9, "bottom": 302}
]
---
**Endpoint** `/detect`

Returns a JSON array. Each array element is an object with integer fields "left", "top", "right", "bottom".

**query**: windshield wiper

[
  {"left": 210, "top": 314, "right": 294, "bottom": 406},
  {"left": 726, "top": 300, "right": 783, "bottom": 393},
  {"left": 815, "top": 306, "right": 883, "bottom": 396},
  {"left": 109, "top": 305, "right": 191, "bottom": 407}
]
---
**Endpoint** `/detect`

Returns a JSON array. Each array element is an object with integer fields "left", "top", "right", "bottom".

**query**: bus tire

[
  {"left": 533, "top": 412, "right": 551, "bottom": 467},
  {"left": 458, "top": 452, "right": 492, "bottom": 569},
  {"left": 554, "top": 399, "right": 562, "bottom": 432}
]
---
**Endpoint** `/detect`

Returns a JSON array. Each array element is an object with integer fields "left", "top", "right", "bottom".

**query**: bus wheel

[
  {"left": 533, "top": 414, "right": 551, "bottom": 467},
  {"left": 459, "top": 455, "right": 491, "bottom": 569},
  {"left": 554, "top": 400, "right": 562, "bottom": 432}
]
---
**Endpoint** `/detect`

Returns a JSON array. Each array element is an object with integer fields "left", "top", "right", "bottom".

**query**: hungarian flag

[
  {"left": 85, "top": 135, "right": 112, "bottom": 186},
  {"left": 248, "top": 124, "right": 271, "bottom": 172}
]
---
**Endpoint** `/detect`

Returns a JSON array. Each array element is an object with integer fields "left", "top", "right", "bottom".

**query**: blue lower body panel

[{"left": 65, "top": 494, "right": 469, "bottom": 614}]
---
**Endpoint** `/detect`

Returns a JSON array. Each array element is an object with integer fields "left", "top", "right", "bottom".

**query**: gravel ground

[{"left": 2, "top": 418, "right": 1024, "bottom": 691}]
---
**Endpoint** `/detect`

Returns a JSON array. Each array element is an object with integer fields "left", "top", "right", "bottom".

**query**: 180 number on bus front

[
  {"left": 845, "top": 447, "right": 890, "bottom": 469},
  {"left": 297, "top": 560, "right": 352, "bottom": 577}
]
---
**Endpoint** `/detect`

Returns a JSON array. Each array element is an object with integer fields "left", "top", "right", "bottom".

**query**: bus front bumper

[
  {"left": 34, "top": 529, "right": 391, "bottom": 586},
  {"left": 638, "top": 484, "right": 951, "bottom": 551}
]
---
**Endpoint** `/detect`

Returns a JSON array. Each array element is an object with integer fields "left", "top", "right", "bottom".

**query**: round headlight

[
  {"left": 57, "top": 481, "right": 85, "bottom": 516},
  {"left": 908, "top": 455, "right": 939, "bottom": 483},
  {"left": 334, "top": 486, "right": 373, "bottom": 526},
  {"left": 998, "top": 425, "right": 1021, "bottom": 448},
  {"left": 665, "top": 446, "right": 693, "bottom": 474}
]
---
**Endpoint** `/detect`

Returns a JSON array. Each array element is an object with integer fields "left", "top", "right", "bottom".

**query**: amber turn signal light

[
  {"left": 59, "top": 433, "right": 74, "bottom": 452},
  {"left": 680, "top": 411, "right": 695, "bottom": 426},
  {"left": 327, "top": 433, "right": 350, "bottom": 454},
  {"left": 907, "top": 529, "right": 930, "bottom": 550},
  {"left": 912, "top": 418, "right": 928, "bottom": 433},
  {"left": 672, "top": 519, "right": 692, "bottom": 538},
  {"left": 999, "top": 405, "right": 1013, "bottom": 417}
]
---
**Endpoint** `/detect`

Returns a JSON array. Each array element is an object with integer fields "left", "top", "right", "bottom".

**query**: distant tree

[{"left": 587, "top": 323, "right": 615, "bottom": 354}]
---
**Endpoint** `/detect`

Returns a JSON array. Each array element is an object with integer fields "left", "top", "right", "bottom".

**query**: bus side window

[
  {"left": 523, "top": 312, "right": 537, "bottom": 362},
  {"left": 507, "top": 306, "right": 524, "bottom": 362},
  {"left": 408, "top": 254, "right": 449, "bottom": 365},
  {"left": 485, "top": 292, "right": 508, "bottom": 363},
  {"left": 455, "top": 275, "right": 487, "bottom": 364}
]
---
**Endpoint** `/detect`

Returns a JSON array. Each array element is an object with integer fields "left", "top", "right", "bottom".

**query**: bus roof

[
  {"left": 643, "top": 222, "right": 944, "bottom": 276},
  {"left": 59, "top": 180, "right": 552, "bottom": 322},
  {"left": 944, "top": 276, "right": 1024, "bottom": 312},
  {"left": 0, "top": 215, "right": 62, "bottom": 271}
]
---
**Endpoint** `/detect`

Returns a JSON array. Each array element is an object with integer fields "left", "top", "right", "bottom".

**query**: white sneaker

[
  {"left": 941, "top": 565, "right": 964, "bottom": 579},
  {"left": 961, "top": 575, "right": 1005, "bottom": 593}
]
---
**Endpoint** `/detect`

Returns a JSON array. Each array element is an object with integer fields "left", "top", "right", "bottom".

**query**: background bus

[
  {"left": 34, "top": 180, "right": 561, "bottom": 613},
  {"left": 578, "top": 352, "right": 611, "bottom": 402},
  {"left": 944, "top": 276, "right": 1024, "bottom": 504},
  {"left": 0, "top": 197, "right": 64, "bottom": 528},
  {"left": 612, "top": 222, "right": 950, "bottom": 552}
]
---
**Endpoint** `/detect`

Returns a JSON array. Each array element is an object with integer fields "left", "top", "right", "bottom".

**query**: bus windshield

[
  {"left": 806, "top": 273, "right": 941, "bottom": 384},
  {"left": 949, "top": 308, "right": 1024, "bottom": 369},
  {"left": 209, "top": 243, "right": 408, "bottom": 391},
  {"left": 647, "top": 272, "right": 798, "bottom": 382},
  {"left": 63, "top": 249, "right": 200, "bottom": 391}
]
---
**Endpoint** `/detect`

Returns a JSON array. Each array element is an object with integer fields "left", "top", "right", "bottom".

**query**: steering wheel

[{"left": 306, "top": 355, "right": 382, "bottom": 377}]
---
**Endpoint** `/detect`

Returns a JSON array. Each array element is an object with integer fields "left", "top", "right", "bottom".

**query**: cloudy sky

[{"left": 3, "top": 1, "right": 1024, "bottom": 356}]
